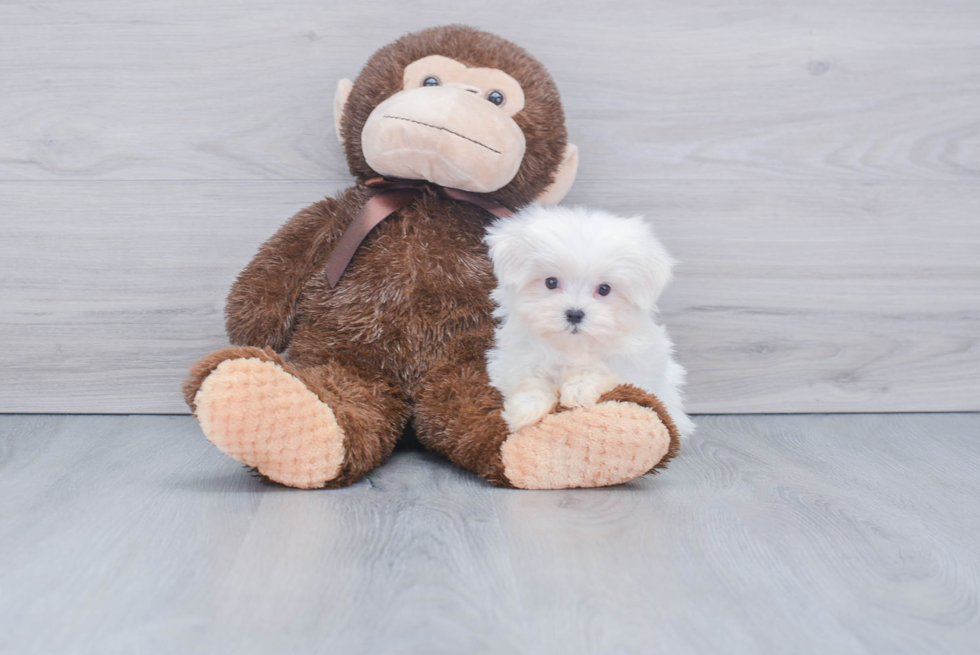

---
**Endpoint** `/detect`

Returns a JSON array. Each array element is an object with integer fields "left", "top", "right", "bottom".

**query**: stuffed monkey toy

[{"left": 183, "top": 25, "right": 680, "bottom": 490}]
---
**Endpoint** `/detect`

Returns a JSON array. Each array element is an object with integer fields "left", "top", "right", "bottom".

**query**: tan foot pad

[
  {"left": 194, "top": 358, "right": 345, "bottom": 489},
  {"left": 500, "top": 401, "right": 670, "bottom": 490}
]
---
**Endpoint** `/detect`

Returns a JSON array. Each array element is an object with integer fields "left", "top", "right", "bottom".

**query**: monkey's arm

[{"left": 225, "top": 192, "right": 356, "bottom": 351}]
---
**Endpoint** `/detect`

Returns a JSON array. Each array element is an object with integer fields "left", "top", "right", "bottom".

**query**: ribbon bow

[{"left": 323, "top": 177, "right": 514, "bottom": 287}]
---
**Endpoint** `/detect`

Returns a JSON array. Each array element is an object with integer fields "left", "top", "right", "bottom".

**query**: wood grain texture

[
  {"left": 1, "top": 414, "right": 978, "bottom": 654},
  {"left": 1, "top": 179, "right": 977, "bottom": 413},
  {"left": 1, "top": 0, "right": 978, "bottom": 413},
  {"left": 1, "top": 0, "right": 977, "bottom": 182}
]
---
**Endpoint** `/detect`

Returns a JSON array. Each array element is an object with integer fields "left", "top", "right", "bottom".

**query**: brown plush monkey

[{"left": 183, "top": 25, "right": 680, "bottom": 490}]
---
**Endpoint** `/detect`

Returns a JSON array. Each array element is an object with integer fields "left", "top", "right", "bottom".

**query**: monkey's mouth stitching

[{"left": 383, "top": 115, "right": 501, "bottom": 154}]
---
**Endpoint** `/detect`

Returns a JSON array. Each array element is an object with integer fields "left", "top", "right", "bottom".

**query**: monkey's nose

[{"left": 565, "top": 309, "right": 585, "bottom": 325}]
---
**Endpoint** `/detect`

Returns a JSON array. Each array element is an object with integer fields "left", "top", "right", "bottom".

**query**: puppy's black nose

[{"left": 565, "top": 309, "right": 585, "bottom": 325}]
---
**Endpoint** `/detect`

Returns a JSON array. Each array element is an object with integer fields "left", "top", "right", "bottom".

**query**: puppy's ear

[
  {"left": 633, "top": 220, "right": 676, "bottom": 308},
  {"left": 484, "top": 217, "right": 533, "bottom": 286}
]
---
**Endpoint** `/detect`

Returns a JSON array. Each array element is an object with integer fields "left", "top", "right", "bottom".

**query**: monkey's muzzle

[{"left": 361, "top": 86, "right": 527, "bottom": 193}]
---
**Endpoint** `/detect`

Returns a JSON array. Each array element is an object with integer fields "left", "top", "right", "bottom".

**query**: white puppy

[{"left": 485, "top": 205, "right": 695, "bottom": 437}]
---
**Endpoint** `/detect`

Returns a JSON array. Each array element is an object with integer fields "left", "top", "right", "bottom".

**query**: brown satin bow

[{"left": 323, "top": 177, "right": 514, "bottom": 287}]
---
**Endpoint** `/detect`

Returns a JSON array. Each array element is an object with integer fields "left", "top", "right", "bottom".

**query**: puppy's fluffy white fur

[{"left": 485, "top": 205, "right": 695, "bottom": 437}]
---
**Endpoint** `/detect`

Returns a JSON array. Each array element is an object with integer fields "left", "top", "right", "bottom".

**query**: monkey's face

[
  {"left": 335, "top": 26, "right": 578, "bottom": 207},
  {"left": 361, "top": 56, "right": 527, "bottom": 193}
]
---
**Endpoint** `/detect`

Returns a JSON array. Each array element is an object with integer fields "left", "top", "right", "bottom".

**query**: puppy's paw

[
  {"left": 502, "top": 390, "right": 558, "bottom": 433},
  {"left": 560, "top": 373, "right": 619, "bottom": 409}
]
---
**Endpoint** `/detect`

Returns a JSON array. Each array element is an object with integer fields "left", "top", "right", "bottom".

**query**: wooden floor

[{"left": 1, "top": 414, "right": 977, "bottom": 654}]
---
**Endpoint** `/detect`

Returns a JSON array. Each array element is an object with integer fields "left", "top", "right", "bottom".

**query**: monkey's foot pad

[
  {"left": 194, "top": 358, "right": 345, "bottom": 489},
  {"left": 500, "top": 401, "right": 670, "bottom": 489}
]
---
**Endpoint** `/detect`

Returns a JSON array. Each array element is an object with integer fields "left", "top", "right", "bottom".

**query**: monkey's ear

[
  {"left": 533, "top": 143, "right": 578, "bottom": 205},
  {"left": 333, "top": 78, "right": 354, "bottom": 143}
]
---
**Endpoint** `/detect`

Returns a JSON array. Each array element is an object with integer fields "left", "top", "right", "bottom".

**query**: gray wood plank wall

[{"left": 1, "top": 0, "right": 978, "bottom": 413}]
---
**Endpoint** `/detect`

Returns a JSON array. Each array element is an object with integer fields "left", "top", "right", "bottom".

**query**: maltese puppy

[{"left": 485, "top": 205, "right": 695, "bottom": 437}]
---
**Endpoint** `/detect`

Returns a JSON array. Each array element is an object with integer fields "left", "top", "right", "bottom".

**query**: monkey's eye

[
  {"left": 422, "top": 76, "right": 440, "bottom": 87},
  {"left": 545, "top": 277, "right": 559, "bottom": 290},
  {"left": 487, "top": 90, "right": 505, "bottom": 106},
  {"left": 596, "top": 284, "right": 612, "bottom": 296}
]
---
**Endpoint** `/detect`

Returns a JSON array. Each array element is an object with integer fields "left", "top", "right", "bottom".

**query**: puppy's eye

[
  {"left": 422, "top": 76, "right": 440, "bottom": 87},
  {"left": 487, "top": 90, "right": 505, "bottom": 106},
  {"left": 596, "top": 283, "right": 612, "bottom": 296},
  {"left": 545, "top": 277, "right": 559, "bottom": 290}
]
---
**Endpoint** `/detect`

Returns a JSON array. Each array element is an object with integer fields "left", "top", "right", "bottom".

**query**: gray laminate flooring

[{"left": 1, "top": 414, "right": 978, "bottom": 654}]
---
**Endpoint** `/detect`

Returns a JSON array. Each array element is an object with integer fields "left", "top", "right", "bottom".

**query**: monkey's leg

[
  {"left": 413, "top": 347, "right": 681, "bottom": 489},
  {"left": 184, "top": 347, "right": 407, "bottom": 489}
]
